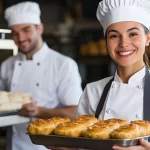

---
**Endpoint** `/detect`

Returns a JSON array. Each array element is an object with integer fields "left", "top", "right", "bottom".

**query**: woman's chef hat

[
  {"left": 4, "top": 1, "right": 41, "bottom": 27},
  {"left": 97, "top": 0, "right": 150, "bottom": 34}
]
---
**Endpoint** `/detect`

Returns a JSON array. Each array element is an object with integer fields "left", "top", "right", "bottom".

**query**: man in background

[{"left": 1, "top": 1, "right": 82, "bottom": 150}]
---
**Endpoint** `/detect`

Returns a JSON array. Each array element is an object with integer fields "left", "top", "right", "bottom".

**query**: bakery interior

[{"left": 0, "top": 0, "right": 149, "bottom": 150}]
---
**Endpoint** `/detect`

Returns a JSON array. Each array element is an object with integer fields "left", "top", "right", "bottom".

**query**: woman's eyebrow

[
  {"left": 108, "top": 30, "right": 119, "bottom": 34},
  {"left": 108, "top": 27, "right": 140, "bottom": 34},
  {"left": 127, "top": 27, "right": 140, "bottom": 32}
]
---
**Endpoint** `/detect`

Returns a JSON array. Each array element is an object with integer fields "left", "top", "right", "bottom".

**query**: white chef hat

[
  {"left": 4, "top": 1, "right": 41, "bottom": 27},
  {"left": 97, "top": 0, "right": 150, "bottom": 34}
]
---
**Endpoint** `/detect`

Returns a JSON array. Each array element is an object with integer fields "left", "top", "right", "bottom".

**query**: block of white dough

[
  {"left": 0, "top": 91, "right": 9, "bottom": 104},
  {"left": 0, "top": 102, "right": 22, "bottom": 111}
]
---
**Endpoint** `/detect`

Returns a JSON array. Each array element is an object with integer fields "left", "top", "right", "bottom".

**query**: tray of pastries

[
  {"left": 27, "top": 115, "right": 150, "bottom": 150},
  {"left": 0, "top": 91, "right": 31, "bottom": 115}
]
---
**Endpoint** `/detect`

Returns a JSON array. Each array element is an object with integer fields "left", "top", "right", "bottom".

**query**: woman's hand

[{"left": 112, "top": 139, "right": 150, "bottom": 150}]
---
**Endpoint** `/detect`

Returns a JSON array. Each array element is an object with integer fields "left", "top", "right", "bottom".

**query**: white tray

[{"left": 0, "top": 115, "right": 30, "bottom": 127}]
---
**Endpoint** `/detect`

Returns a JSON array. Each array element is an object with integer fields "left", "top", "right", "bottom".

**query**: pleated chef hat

[
  {"left": 97, "top": 0, "right": 150, "bottom": 34},
  {"left": 4, "top": 1, "right": 41, "bottom": 27}
]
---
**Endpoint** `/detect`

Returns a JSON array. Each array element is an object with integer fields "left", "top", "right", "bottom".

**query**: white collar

[
  {"left": 18, "top": 42, "right": 49, "bottom": 62},
  {"left": 114, "top": 66, "right": 145, "bottom": 84}
]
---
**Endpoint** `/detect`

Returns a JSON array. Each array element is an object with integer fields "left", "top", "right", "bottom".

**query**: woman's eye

[
  {"left": 110, "top": 35, "right": 119, "bottom": 38},
  {"left": 129, "top": 33, "right": 137, "bottom": 37}
]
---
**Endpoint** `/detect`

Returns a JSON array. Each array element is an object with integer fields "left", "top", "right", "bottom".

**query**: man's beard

[{"left": 19, "top": 37, "right": 39, "bottom": 55}]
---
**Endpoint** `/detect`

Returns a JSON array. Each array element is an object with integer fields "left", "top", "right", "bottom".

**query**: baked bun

[
  {"left": 54, "top": 115, "right": 98, "bottom": 137},
  {"left": 82, "top": 120, "right": 120, "bottom": 139},
  {"left": 27, "top": 116, "right": 150, "bottom": 139},
  {"left": 82, "top": 124, "right": 111, "bottom": 139},
  {"left": 110, "top": 124, "right": 141, "bottom": 139},
  {"left": 131, "top": 120, "right": 150, "bottom": 136},
  {"left": 27, "top": 117, "right": 70, "bottom": 135},
  {"left": 51, "top": 117, "right": 70, "bottom": 127},
  {"left": 103, "top": 122, "right": 120, "bottom": 131},
  {"left": 27, "top": 119, "right": 55, "bottom": 135},
  {"left": 104, "top": 118, "right": 128, "bottom": 126},
  {"left": 74, "top": 115, "right": 97, "bottom": 121},
  {"left": 74, "top": 115, "right": 98, "bottom": 127},
  {"left": 54, "top": 121, "right": 87, "bottom": 137}
]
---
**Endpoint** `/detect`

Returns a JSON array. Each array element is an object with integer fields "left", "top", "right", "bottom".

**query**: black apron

[{"left": 95, "top": 67, "right": 150, "bottom": 120}]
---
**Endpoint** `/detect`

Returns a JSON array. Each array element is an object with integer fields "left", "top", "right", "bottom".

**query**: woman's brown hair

[{"left": 143, "top": 26, "right": 150, "bottom": 69}]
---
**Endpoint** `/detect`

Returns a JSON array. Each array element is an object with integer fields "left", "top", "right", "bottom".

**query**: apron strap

[
  {"left": 95, "top": 77, "right": 114, "bottom": 118},
  {"left": 95, "top": 67, "right": 150, "bottom": 120},
  {"left": 144, "top": 67, "right": 150, "bottom": 120}
]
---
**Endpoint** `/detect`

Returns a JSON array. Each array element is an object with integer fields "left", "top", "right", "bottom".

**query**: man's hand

[
  {"left": 19, "top": 102, "right": 39, "bottom": 117},
  {"left": 112, "top": 139, "right": 150, "bottom": 150}
]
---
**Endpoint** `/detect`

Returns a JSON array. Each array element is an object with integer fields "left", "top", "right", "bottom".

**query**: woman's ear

[{"left": 146, "top": 32, "right": 150, "bottom": 46}]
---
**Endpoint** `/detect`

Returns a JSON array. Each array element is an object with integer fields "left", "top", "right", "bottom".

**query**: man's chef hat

[
  {"left": 97, "top": 0, "right": 150, "bottom": 34},
  {"left": 4, "top": 1, "right": 41, "bottom": 27}
]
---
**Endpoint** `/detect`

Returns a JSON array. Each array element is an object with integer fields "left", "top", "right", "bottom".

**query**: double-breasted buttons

[
  {"left": 18, "top": 62, "right": 22, "bottom": 66},
  {"left": 37, "top": 62, "right": 40, "bottom": 66},
  {"left": 111, "top": 82, "right": 115, "bottom": 88},
  {"left": 136, "top": 114, "right": 140, "bottom": 118},
  {"left": 137, "top": 85, "right": 143, "bottom": 89},
  {"left": 106, "top": 108, "right": 111, "bottom": 114},
  {"left": 36, "top": 83, "right": 40, "bottom": 87},
  {"left": 111, "top": 82, "right": 118, "bottom": 88}
]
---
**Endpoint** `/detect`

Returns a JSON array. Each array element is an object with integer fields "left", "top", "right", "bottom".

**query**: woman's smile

[{"left": 117, "top": 50, "right": 135, "bottom": 57}]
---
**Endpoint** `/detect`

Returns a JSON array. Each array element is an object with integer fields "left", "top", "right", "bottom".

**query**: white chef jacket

[
  {"left": 77, "top": 67, "right": 146, "bottom": 123},
  {"left": 0, "top": 43, "right": 83, "bottom": 150}
]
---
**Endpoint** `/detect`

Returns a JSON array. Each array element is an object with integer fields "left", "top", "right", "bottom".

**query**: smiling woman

[
  {"left": 76, "top": 0, "right": 150, "bottom": 150},
  {"left": 105, "top": 22, "right": 150, "bottom": 83}
]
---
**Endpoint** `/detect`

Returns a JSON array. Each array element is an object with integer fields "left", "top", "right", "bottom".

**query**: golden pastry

[
  {"left": 131, "top": 120, "right": 150, "bottom": 136},
  {"left": 103, "top": 122, "right": 120, "bottom": 131},
  {"left": 82, "top": 124, "right": 111, "bottom": 139},
  {"left": 82, "top": 120, "right": 119, "bottom": 139},
  {"left": 54, "top": 115, "right": 98, "bottom": 137},
  {"left": 54, "top": 121, "right": 86, "bottom": 137},
  {"left": 51, "top": 117, "right": 70, "bottom": 127},
  {"left": 110, "top": 124, "right": 141, "bottom": 139},
  {"left": 27, "top": 119, "right": 55, "bottom": 135},
  {"left": 27, "top": 117, "right": 70, "bottom": 135},
  {"left": 74, "top": 115, "right": 98, "bottom": 126},
  {"left": 104, "top": 118, "right": 128, "bottom": 127}
]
